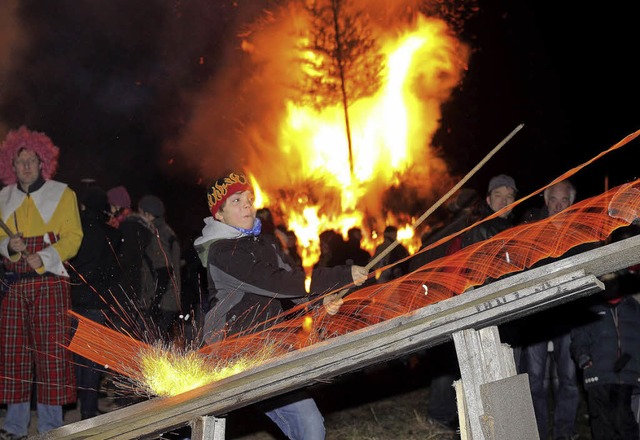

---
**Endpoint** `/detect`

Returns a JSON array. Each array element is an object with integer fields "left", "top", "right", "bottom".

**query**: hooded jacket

[{"left": 194, "top": 216, "right": 353, "bottom": 343}]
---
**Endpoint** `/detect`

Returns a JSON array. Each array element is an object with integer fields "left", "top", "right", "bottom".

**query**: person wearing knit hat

[
  {"left": 485, "top": 173, "right": 517, "bottom": 220},
  {"left": 106, "top": 186, "right": 132, "bottom": 228},
  {"left": 421, "top": 174, "right": 519, "bottom": 432},
  {"left": 194, "top": 171, "right": 369, "bottom": 440},
  {"left": 0, "top": 126, "right": 83, "bottom": 437},
  {"left": 138, "top": 194, "right": 165, "bottom": 218},
  {"left": 487, "top": 174, "right": 518, "bottom": 196},
  {"left": 206, "top": 171, "right": 252, "bottom": 218},
  {"left": 135, "top": 194, "right": 181, "bottom": 337},
  {"left": 460, "top": 173, "right": 517, "bottom": 247},
  {"left": 107, "top": 186, "right": 131, "bottom": 209}
]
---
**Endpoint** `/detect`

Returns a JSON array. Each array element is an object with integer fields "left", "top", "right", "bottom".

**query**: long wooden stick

[
  {"left": 0, "top": 216, "right": 30, "bottom": 257},
  {"left": 337, "top": 123, "right": 525, "bottom": 298},
  {"left": 0, "top": 216, "right": 15, "bottom": 237}
]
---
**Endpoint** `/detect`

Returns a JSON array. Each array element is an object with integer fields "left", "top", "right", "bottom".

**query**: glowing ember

[{"left": 302, "top": 315, "right": 314, "bottom": 333}]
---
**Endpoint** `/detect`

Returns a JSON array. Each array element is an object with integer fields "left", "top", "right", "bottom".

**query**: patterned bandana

[{"left": 233, "top": 217, "right": 262, "bottom": 236}]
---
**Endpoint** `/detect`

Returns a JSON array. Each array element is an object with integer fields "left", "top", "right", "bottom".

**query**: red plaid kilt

[{"left": 0, "top": 235, "right": 76, "bottom": 405}]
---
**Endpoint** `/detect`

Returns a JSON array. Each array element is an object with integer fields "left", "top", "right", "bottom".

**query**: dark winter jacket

[
  {"left": 117, "top": 213, "right": 153, "bottom": 303},
  {"left": 461, "top": 202, "right": 514, "bottom": 249},
  {"left": 570, "top": 293, "right": 640, "bottom": 389},
  {"left": 371, "top": 239, "right": 409, "bottom": 283},
  {"left": 194, "top": 216, "right": 354, "bottom": 343},
  {"left": 70, "top": 207, "right": 122, "bottom": 310},
  {"left": 142, "top": 217, "right": 181, "bottom": 313}
]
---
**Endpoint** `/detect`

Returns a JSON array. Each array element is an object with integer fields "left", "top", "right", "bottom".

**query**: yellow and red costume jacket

[
  {"left": 0, "top": 179, "right": 82, "bottom": 275},
  {"left": 0, "top": 178, "right": 83, "bottom": 405}
]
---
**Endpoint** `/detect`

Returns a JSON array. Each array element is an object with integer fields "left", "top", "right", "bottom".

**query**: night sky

[
  {"left": 0, "top": 0, "right": 638, "bottom": 242},
  {"left": 446, "top": 1, "right": 639, "bottom": 199}
]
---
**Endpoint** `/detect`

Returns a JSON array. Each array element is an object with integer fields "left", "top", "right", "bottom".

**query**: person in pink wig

[{"left": 0, "top": 126, "right": 83, "bottom": 438}]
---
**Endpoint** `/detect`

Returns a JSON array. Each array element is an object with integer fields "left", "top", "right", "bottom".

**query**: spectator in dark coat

[
  {"left": 571, "top": 225, "right": 640, "bottom": 440},
  {"left": 69, "top": 186, "right": 122, "bottom": 420},
  {"left": 520, "top": 180, "right": 594, "bottom": 440},
  {"left": 314, "top": 229, "right": 348, "bottom": 269},
  {"left": 117, "top": 198, "right": 153, "bottom": 325},
  {"left": 460, "top": 174, "right": 517, "bottom": 249},
  {"left": 425, "top": 174, "right": 518, "bottom": 432},
  {"left": 344, "top": 227, "right": 371, "bottom": 266},
  {"left": 137, "top": 195, "right": 182, "bottom": 339},
  {"left": 370, "top": 225, "right": 410, "bottom": 283}
]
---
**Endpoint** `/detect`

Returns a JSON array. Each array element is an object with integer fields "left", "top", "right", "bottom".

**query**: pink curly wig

[{"left": 0, "top": 126, "right": 59, "bottom": 185}]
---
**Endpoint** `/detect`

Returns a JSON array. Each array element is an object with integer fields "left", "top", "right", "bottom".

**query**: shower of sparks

[
  {"left": 68, "top": 311, "right": 285, "bottom": 398},
  {"left": 133, "top": 342, "right": 280, "bottom": 397}
]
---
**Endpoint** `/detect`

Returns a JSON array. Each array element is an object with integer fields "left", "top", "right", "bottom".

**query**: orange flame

[{"left": 251, "top": 13, "right": 468, "bottom": 269}]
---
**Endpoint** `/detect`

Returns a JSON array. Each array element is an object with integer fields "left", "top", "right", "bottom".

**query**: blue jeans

[
  {"left": 261, "top": 393, "right": 325, "bottom": 440},
  {"left": 525, "top": 333, "right": 579, "bottom": 439},
  {"left": 3, "top": 402, "right": 62, "bottom": 435}
]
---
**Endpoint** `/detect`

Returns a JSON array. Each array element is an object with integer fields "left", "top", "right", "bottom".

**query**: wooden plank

[
  {"left": 37, "top": 235, "right": 640, "bottom": 439},
  {"left": 453, "top": 327, "right": 539, "bottom": 439},
  {"left": 480, "top": 374, "right": 539, "bottom": 440},
  {"left": 455, "top": 379, "right": 470, "bottom": 440}
]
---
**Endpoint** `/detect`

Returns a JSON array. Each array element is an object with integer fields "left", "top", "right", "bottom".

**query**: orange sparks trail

[
  {"left": 68, "top": 310, "right": 148, "bottom": 377},
  {"left": 68, "top": 167, "right": 640, "bottom": 396}
]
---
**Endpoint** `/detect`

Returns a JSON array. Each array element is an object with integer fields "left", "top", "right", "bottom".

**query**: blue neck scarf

[{"left": 233, "top": 217, "right": 262, "bottom": 236}]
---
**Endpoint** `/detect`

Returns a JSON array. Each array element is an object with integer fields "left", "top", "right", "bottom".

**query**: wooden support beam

[
  {"left": 190, "top": 416, "right": 225, "bottom": 440},
  {"left": 454, "top": 327, "right": 539, "bottom": 440},
  {"left": 37, "top": 235, "right": 640, "bottom": 439}
]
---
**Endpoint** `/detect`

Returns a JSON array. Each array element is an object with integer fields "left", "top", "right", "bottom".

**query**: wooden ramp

[{"left": 36, "top": 234, "right": 640, "bottom": 439}]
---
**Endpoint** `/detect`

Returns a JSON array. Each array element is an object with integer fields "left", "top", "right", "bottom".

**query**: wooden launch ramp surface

[{"left": 37, "top": 234, "right": 640, "bottom": 439}]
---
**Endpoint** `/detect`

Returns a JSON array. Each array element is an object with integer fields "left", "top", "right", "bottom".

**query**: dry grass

[
  {"left": 320, "top": 387, "right": 459, "bottom": 440},
  {"left": 224, "top": 359, "right": 461, "bottom": 440},
  {"left": 221, "top": 357, "right": 593, "bottom": 440}
]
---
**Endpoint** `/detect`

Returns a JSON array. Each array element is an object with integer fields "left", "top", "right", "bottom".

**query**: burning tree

[{"left": 297, "top": 0, "right": 385, "bottom": 179}]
